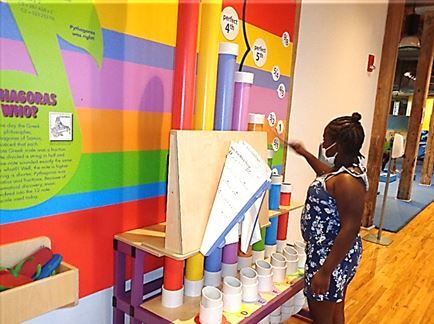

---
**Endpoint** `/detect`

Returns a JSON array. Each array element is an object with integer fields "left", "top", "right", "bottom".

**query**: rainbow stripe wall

[{"left": 0, "top": 0, "right": 297, "bottom": 301}]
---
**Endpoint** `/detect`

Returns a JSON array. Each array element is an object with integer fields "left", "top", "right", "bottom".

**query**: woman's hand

[
  {"left": 311, "top": 268, "right": 331, "bottom": 295},
  {"left": 288, "top": 141, "right": 307, "bottom": 157}
]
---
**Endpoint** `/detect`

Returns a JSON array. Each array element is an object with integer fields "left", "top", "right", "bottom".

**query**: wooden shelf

[
  {"left": 115, "top": 201, "right": 304, "bottom": 260},
  {"left": 269, "top": 201, "right": 305, "bottom": 219},
  {"left": 115, "top": 223, "right": 198, "bottom": 261},
  {"left": 141, "top": 274, "right": 304, "bottom": 323},
  {"left": 0, "top": 237, "right": 78, "bottom": 323}
]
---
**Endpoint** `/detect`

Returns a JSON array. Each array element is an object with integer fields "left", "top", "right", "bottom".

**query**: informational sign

[
  {"left": 277, "top": 83, "right": 286, "bottom": 99},
  {"left": 282, "top": 31, "right": 290, "bottom": 47},
  {"left": 267, "top": 112, "right": 277, "bottom": 127},
  {"left": 252, "top": 38, "right": 267, "bottom": 67},
  {"left": 221, "top": 6, "right": 239, "bottom": 41},
  {"left": 0, "top": 2, "right": 103, "bottom": 209},
  {"left": 272, "top": 137, "right": 280, "bottom": 151},
  {"left": 276, "top": 120, "right": 284, "bottom": 134},
  {"left": 272, "top": 65, "right": 280, "bottom": 81}
]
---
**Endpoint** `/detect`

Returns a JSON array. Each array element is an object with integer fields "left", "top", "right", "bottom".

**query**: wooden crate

[{"left": 0, "top": 237, "right": 79, "bottom": 323}]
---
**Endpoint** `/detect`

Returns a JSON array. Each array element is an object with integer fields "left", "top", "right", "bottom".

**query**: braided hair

[{"left": 326, "top": 112, "right": 365, "bottom": 167}]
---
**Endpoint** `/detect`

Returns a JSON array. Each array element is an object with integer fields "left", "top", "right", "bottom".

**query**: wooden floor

[{"left": 286, "top": 202, "right": 434, "bottom": 324}]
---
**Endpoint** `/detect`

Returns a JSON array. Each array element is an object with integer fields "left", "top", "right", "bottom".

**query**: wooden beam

[
  {"left": 362, "top": 2, "right": 405, "bottom": 227},
  {"left": 420, "top": 101, "right": 434, "bottom": 185},
  {"left": 397, "top": 11, "right": 434, "bottom": 200}
]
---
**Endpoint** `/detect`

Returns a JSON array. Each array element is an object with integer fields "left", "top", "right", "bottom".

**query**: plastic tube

[
  {"left": 193, "top": 0, "right": 221, "bottom": 131},
  {"left": 204, "top": 247, "right": 223, "bottom": 272},
  {"left": 214, "top": 42, "right": 238, "bottom": 131},
  {"left": 269, "top": 175, "right": 283, "bottom": 210},
  {"left": 265, "top": 217, "right": 278, "bottom": 246},
  {"left": 232, "top": 72, "right": 254, "bottom": 131},
  {"left": 252, "top": 227, "right": 266, "bottom": 252},
  {"left": 163, "top": 257, "right": 185, "bottom": 291}
]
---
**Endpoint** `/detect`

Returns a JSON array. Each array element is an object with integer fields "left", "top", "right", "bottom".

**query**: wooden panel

[
  {"left": 165, "top": 130, "right": 268, "bottom": 255},
  {"left": 0, "top": 236, "right": 51, "bottom": 268},
  {"left": 362, "top": 2, "right": 405, "bottom": 226},
  {"left": 166, "top": 132, "right": 182, "bottom": 252},
  {"left": 398, "top": 11, "right": 434, "bottom": 200}
]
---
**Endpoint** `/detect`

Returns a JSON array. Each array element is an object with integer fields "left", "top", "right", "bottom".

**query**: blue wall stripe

[
  {"left": 0, "top": 2, "right": 174, "bottom": 70},
  {"left": 238, "top": 65, "right": 291, "bottom": 94},
  {"left": 0, "top": 181, "right": 167, "bottom": 225},
  {"left": 1, "top": 2, "right": 288, "bottom": 90}
]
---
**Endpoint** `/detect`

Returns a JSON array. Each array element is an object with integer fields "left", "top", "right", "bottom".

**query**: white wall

[{"left": 285, "top": 1, "right": 388, "bottom": 242}]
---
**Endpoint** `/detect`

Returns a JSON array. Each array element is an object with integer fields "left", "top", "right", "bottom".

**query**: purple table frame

[
  {"left": 113, "top": 239, "right": 168, "bottom": 324},
  {"left": 113, "top": 238, "right": 310, "bottom": 323}
]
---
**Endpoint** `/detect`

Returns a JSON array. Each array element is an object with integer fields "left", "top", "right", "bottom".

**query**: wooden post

[
  {"left": 397, "top": 12, "right": 434, "bottom": 200},
  {"left": 421, "top": 103, "right": 434, "bottom": 185},
  {"left": 362, "top": 2, "right": 405, "bottom": 227}
]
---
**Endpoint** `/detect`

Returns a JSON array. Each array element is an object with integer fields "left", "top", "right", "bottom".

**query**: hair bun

[{"left": 351, "top": 112, "right": 362, "bottom": 123}]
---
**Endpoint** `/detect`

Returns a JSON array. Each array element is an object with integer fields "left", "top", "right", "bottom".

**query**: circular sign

[
  {"left": 272, "top": 65, "right": 280, "bottom": 81},
  {"left": 267, "top": 112, "right": 277, "bottom": 127},
  {"left": 277, "top": 120, "right": 285, "bottom": 134},
  {"left": 282, "top": 31, "right": 290, "bottom": 47},
  {"left": 277, "top": 83, "right": 286, "bottom": 99},
  {"left": 252, "top": 38, "right": 267, "bottom": 67},
  {"left": 272, "top": 137, "right": 280, "bottom": 151},
  {"left": 220, "top": 7, "right": 239, "bottom": 41}
]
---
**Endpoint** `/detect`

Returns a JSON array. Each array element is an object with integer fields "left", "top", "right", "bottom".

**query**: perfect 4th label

[{"left": 0, "top": 88, "right": 57, "bottom": 118}]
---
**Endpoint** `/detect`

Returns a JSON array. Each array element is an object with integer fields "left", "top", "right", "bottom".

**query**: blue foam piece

[{"left": 34, "top": 254, "right": 62, "bottom": 280}]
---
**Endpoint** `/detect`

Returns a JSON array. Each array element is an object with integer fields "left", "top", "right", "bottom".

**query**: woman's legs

[
  {"left": 307, "top": 298, "right": 336, "bottom": 324},
  {"left": 333, "top": 287, "right": 347, "bottom": 324}
]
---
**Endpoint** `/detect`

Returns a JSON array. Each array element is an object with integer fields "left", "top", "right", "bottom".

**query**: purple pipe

[{"left": 232, "top": 72, "right": 254, "bottom": 131}]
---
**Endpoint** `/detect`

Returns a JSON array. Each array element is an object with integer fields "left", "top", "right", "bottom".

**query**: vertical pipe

[
  {"left": 265, "top": 175, "right": 282, "bottom": 257},
  {"left": 212, "top": 42, "right": 239, "bottom": 279},
  {"left": 185, "top": 0, "right": 221, "bottom": 296},
  {"left": 232, "top": 72, "right": 254, "bottom": 131},
  {"left": 171, "top": 0, "right": 200, "bottom": 130},
  {"left": 214, "top": 42, "right": 239, "bottom": 130},
  {"left": 194, "top": 0, "right": 221, "bottom": 130},
  {"left": 163, "top": 257, "right": 185, "bottom": 291},
  {"left": 164, "top": 0, "right": 199, "bottom": 306},
  {"left": 232, "top": 72, "right": 254, "bottom": 267},
  {"left": 277, "top": 183, "right": 292, "bottom": 252}
]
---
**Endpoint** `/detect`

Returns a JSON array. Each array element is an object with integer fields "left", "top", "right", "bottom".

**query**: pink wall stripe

[
  {"left": 0, "top": 38, "right": 35, "bottom": 74},
  {"left": 248, "top": 85, "right": 289, "bottom": 120},
  {"left": 0, "top": 38, "right": 174, "bottom": 113}
]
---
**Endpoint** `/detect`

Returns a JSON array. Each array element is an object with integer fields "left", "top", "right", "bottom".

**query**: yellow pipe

[
  {"left": 193, "top": 0, "right": 221, "bottom": 131},
  {"left": 185, "top": 254, "right": 205, "bottom": 281},
  {"left": 185, "top": 0, "right": 221, "bottom": 281}
]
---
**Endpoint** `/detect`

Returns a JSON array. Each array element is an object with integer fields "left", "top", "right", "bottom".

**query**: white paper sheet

[{"left": 200, "top": 141, "right": 271, "bottom": 256}]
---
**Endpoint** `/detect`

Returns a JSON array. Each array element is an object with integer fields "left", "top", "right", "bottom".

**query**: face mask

[{"left": 321, "top": 142, "right": 337, "bottom": 165}]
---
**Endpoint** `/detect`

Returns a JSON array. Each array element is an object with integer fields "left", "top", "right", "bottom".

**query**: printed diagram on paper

[{"left": 200, "top": 141, "right": 271, "bottom": 256}]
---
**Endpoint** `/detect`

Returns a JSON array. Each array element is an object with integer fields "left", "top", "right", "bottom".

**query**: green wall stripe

[{"left": 59, "top": 150, "right": 168, "bottom": 195}]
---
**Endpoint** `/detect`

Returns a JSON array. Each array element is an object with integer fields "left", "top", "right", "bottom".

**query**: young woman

[{"left": 289, "top": 112, "right": 367, "bottom": 324}]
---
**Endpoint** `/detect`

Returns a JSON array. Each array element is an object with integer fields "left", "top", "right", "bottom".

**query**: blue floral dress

[{"left": 301, "top": 165, "right": 368, "bottom": 302}]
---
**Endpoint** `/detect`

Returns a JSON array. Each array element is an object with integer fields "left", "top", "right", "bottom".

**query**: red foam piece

[
  {"left": 17, "top": 247, "right": 53, "bottom": 278},
  {"left": 0, "top": 271, "right": 32, "bottom": 291}
]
